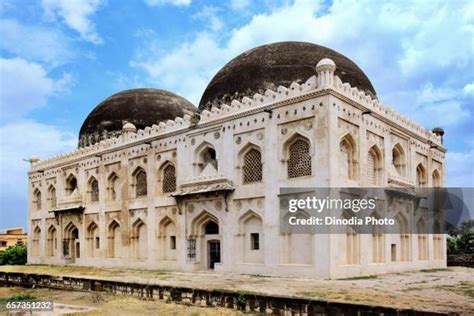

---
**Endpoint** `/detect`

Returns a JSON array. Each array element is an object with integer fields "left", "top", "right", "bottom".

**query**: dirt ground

[
  {"left": 0, "top": 286, "right": 247, "bottom": 316},
  {"left": 1, "top": 265, "right": 473, "bottom": 314}
]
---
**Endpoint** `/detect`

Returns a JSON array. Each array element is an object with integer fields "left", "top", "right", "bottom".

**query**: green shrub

[
  {"left": 0, "top": 243, "right": 27, "bottom": 265},
  {"left": 448, "top": 219, "right": 473, "bottom": 255}
]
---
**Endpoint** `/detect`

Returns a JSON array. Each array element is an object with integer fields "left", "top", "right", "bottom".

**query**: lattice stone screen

[
  {"left": 187, "top": 238, "right": 196, "bottom": 261},
  {"left": 243, "top": 148, "right": 262, "bottom": 184},
  {"left": 367, "top": 151, "right": 375, "bottom": 185},
  {"left": 136, "top": 170, "right": 147, "bottom": 197},
  {"left": 162, "top": 164, "right": 176, "bottom": 193},
  {"left": 287, "top": 139, "right": 312, "bottom": 178}
]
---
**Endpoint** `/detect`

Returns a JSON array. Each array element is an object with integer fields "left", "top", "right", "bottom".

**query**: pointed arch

[
  {"left": 33, "top": 188, "right": 42, "bottom": 211},
  {"left": 132, "top": 167, "right": 147, "bottom": 197},
  {"left": 370, "top": 210, "right": 384, "bottom": 263},
  {"left": 47, "top": 224, "right": 57, "bottom": 257},
  {"left": 131, "top": 218, "right": 148, "bottom": 259},
  {"left": 433, "top": 219, "right": 443, "bottom": 259},
  {"left": 339, "top": 133, "right": 358, "bottom": 181},
  {"left": 32, "top": 225, "right": 41, "bottom": 257},
  {"left": 157, "top": 215, "right": 176, "bottom": 236},
  {"left": 195, "top": 142, "right": 218, "bottom": 174},
  {"left": 65, "top": 173, "right": 77, "bottom": 195},
  {"left": 237, "top": 210, "right": 263, "bottom": 233},
  {"left": 107, "top": 219, "right": 121, "bottom": 258},
  {"left": 107, "top": 172, "right": 120, "bottom": 201},
  {"left": 86, "top": 221, "right": 99, "bottom": 257},
  {"left": 394, "top": 211, "right": 410, "bottom": 261},
  {"left": 283, "top": 133, "right": 312, "bottom": 178},
  {"left": 238, "top": 210, "right": 263, "bottom": 263},
  {"left": 392, "top": 143, "right": 406, "bottom": 177},
  {"left": 239, "top": 143, "right": 263, "bottom": 184},
  {"left": 63, "top": 222, "right": 80, "bottom": 259},
  {"left": 158, "top": 161, "right": 176, "bottom": 194},
  {"left": 432, "top": 169, "right": 441, "bottom": 187},
  {"left": 367, "top": 145, "right": 383, "bottom": 185},
  {"left": 416, "top": 217, "right": 426, "bottom": 234},
  {"left": 343, "top": 209, "right": 360, "bottom": 264},
  {"left": 416, "top": 163, "right": 427, "bottom": 187},
  {"left": 88, "top": 176, "right": 99, "bottom": 202},
  {"left": 47, "top": 185, "right": 57, "bottom": 209},
  {"left": 190, "top": 211, "right": 219, "bottom": 236},
  {"left": 417, "top": 217, "right": 428, "bottom": 260},
  {"left": 280, "top": 208, "right": 313, "bottom": 265},
  {"left": 157, "top": 216, "right": 177, "bottom": 261}
]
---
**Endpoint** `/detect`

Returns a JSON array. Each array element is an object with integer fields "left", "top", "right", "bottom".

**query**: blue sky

[{"left": 0, "top": 0, "right": 473, "bottom": 229}]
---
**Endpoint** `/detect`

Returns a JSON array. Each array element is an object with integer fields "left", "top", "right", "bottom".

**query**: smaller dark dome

[
  {"left": 432, "top": 127, "right": 445, "bottom": 136},
  {"left": 79, "top": 88, "right": 197, "bottom": 147}
]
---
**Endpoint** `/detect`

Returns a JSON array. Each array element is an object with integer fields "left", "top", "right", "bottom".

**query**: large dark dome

[
  {"left": 79, "top": 88, "right": 197, "bottom": 148},
  {"left": 199, "top": 41, "right": 376, "bottom": 110}
]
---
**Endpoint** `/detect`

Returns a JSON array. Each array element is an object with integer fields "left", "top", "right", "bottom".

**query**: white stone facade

[{"left": 28, "top": 58, "right": 446, "bottom": 279}]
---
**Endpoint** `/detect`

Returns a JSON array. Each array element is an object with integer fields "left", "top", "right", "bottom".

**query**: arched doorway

[
  {"left": 64, "top": 223, "right": 80, "bottom": 263},
  {"left": 205, "top": 221, "right": 220, "bottom": 269},
  {"left": 190, "top": 211, "right": 222, "bottom": 270}
]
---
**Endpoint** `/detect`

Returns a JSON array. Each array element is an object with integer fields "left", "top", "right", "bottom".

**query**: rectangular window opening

[
  {"left": 170, "top": 236, "right": 176, "bottom": 250},
  {"left": 251, "top": 233, "right": 260, "bottom": 250},
  {"left": 391, "top": 244, "right": 397, "bottom": 262}
]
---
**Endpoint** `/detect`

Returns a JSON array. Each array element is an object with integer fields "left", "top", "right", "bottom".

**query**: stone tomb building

[{"left": 28, "top": 42, "right": 446, "bottom": 279}]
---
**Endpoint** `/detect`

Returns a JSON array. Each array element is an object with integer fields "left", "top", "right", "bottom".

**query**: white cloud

[
  {"left": 0, "top": 19, "right": 74, "bottom": 67},
  {"left": 193, "top": 6, "right": 223, "bottom": 32},
  {"left": 0, "top": 120, "right": 76, "bottom": 225},
  {"left": 446, "top": 149, "right": 474, "bottom": 187},
  {"left": 463, "top": 82, "right": 474, "bottom": 97},
  {"left": 131, "top": 0, "right": 472, "bottom": 112},
  {"left": 131, "top": 32, "right": 223, "bottom": 104},
  {"left": 231, "top": 0, "right": 251, "bottom": 11},
  {"left": 130, "top": 0, "right": 474, "bottom": 187},
  {"left": 144, "top": 0, "right": 191, "bottom": 7},
  {"left": 0, "top": 58, "right": 73, "bottom": 121},
  {"left": 42, "top": 0, "right": 104, "bottom": 44}
]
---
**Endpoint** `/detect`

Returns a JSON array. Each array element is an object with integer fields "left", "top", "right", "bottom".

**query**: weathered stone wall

[
  {"left": 0, "top": 271, "right": 449, "bottom": 316},
  {"left": 27, "top": 59, "right": 447, "bottom": 279}
]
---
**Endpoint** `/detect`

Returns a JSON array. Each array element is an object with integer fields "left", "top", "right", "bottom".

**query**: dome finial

[
  {"left": 122, "top": 122, "right": 137, "bottom": 133},
  {"left": 432, "top": 127, "right": 445, "bottom": 144},
  {"left": 29, "top": 156, "right": 40, "bottom": 165},
  {"left": 316, "top": 58, "right": 336, "bottom": 88}
]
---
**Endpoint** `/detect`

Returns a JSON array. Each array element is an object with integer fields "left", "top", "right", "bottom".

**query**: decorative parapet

[
  {"left": 332, "top": 76, "right": 442, "bottom": 145},
  {"left": 30, "top": 58, "right": 443, "bottom": 173},
  {"left": 198, "top": 75, "right": 318, "bottom": 123},
  {"left": 197, "top": 59, "right": 442, "bottom": 146},
  {"left": 30, "top": 114, "right": 194, "bottom": 171}
]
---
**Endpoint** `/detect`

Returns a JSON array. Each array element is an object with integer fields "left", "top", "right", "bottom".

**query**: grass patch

[
  {"left": 436, "top": 282, "right": 474, "bottom": 299},
  {"left": 0, "top": 293, "right": 36, "bottom": 305},
  {"left": 339, "top": 275, "right": 377, "bottom": 280},
  {"left": 237, "top": 290, "right": 257, "bottom": 305},
  {"left": 298, "top": 291, "right": 328, "bottom": 299}
]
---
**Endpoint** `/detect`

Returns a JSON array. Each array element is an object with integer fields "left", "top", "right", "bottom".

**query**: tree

[
  {"left": 0, "top": 243, "right": 27, "bottom": 265},
  {"left": 447, "top": 219, "right": 473, "bottom": 255},
  {"left": 457, "top": 219, "right": 474, "bottom": 254}
]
